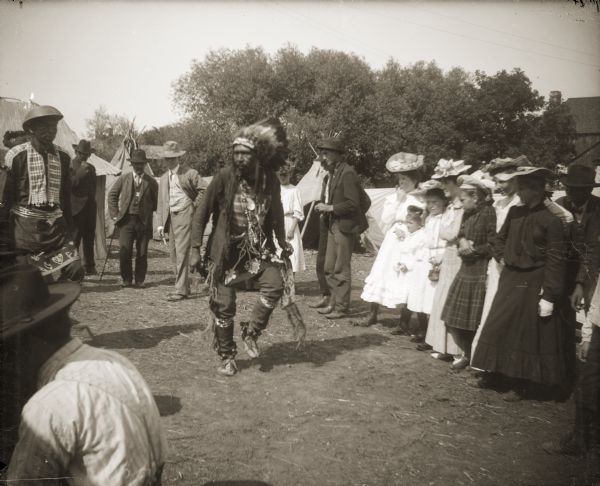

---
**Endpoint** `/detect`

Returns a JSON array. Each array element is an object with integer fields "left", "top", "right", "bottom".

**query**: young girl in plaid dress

[{"left": 442, "top": 175, "right": 496, "bottom": 370}]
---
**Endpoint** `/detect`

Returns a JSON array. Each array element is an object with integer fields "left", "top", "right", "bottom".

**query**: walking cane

[{"left": 99, "top": 231, "right": 116, "bottom": 281}]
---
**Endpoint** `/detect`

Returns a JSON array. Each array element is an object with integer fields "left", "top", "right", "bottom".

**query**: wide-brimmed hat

[
  {"left": 385, "top": 152, "right": 424, "bottom": 173},
  {"left": 22, "top": 105, "right": 63, "bottom": 131},
  {"left": 1, "top": 264, "right": 80, "bottom": 341},
  {"left": 501, "top": 166, "right": 553, "bottom": 181},
  {"left": 431, "top": 159, "right": 472, "bottom": 179},
  {"left": 316, "top": 138, "right": 344, "bottom": 153},
  {"left": 72, "top": 139, "right": 94, "bottom": 156},
  {"left": 560, "top": 163, "right": 600, "bottom": 188},
  {"left": 458, "top": 174, "right": 494, "bottom": 195},
  {"left": 486, "top": 156, "right": 529, "bottom": 177},
  {"left": 130, "top": 149, "right": 148, "bottom": 164},
  {"left": 162, "top": 140, "right": 186, "bottom": 158}
]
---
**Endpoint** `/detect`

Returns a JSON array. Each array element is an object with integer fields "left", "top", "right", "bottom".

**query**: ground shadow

[
  {"left": 202, "top": 482, "right": 273, "bottom": 486},
  {"left": 237, "top": 332, "right": 389, "bottom": 372},
  {"left": 88, "top": 323, "right": 203, "bottom": 349},
  {"left": 82, "top": 277, "right": 174, "bottom": 293},
  {"left": 153, "top": 394, "right": 182, "bottom": 416}
]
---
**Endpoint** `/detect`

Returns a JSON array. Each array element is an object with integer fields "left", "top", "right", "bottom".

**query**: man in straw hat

[
  {"left": 189, "top": 118, "right": 304, "bottom": 377},
  {"left": 108, "top": 149, "right": 158, "bottom": 288},
  {"left": 314, "top": 137, "right": 370, "bottom": 320},
  {"left": 1, "top": 263, "right": 166, "bottom": 485},
  {"left": 156, "top": 141, "right": 207, "bottom": 301},
  {"left": 70, "top": 139, "right": 98, "bottom": 275},
  {"left": 2, "top": 105, "right": 83, "bottom": 282}
]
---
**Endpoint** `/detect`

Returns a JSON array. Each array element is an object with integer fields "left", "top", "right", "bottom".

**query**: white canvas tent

[{"left": 0, "top": 97, "right": 121, "bottom": 260}]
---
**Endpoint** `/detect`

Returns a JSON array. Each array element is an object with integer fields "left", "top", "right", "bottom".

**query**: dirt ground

[{"left": 0, "top": 241, "right": 588, "bottom": 485}]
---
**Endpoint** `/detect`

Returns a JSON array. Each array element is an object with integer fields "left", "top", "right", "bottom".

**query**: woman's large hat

[
  {"left": 22, "top": 105, "right": 63, "bottom": 131},
  {"left": 431, "top": 159, "right": 472, "bottom": 179},
  {"left": 161, "top": 140, "right": 186, "bottom": 158},
  {"left": 560, "top": 163, "right": 600, "bottom": 188},
  {"left": 1, "top": 264, "right": 80, "bottom": 340},
  {"left": 385, "top": 152, "right": 424, "bottom": 173},
  {"left": 486, "top": 156, "right": 529, "bottom": 177},
  {"left": 458, "top": 174, "right": 495, "bottom": 195}
]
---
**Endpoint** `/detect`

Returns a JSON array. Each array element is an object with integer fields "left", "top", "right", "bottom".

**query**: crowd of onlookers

[{"left": 0, "top": 105, "right": 598, "bottom": 483}]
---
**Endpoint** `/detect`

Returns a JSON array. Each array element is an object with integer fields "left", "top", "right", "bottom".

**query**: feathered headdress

[{"left": 232, "top": 117, "right": 289, "bottom": 171}]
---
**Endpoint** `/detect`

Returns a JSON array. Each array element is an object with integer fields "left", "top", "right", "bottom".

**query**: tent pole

[{"left": 301, "top": 200, "right": 316, "bottom": 239}]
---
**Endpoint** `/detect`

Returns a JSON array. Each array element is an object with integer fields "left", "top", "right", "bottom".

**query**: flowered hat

[
  {"left": 385, "top": 152, "right": 424, "bottom": 173},
  {"left": 458, "top": 174, "right": 495, "bottom": 195},
  {"left": 431, "top": 159, "right": 472, "bottom": 179}
]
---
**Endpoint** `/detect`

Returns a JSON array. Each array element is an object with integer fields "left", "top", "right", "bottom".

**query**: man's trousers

[
  {"left": 324, "top": 222, "right": 354, "bottom": 311},
  {"left": 316, "top": 215, "right": 330, "bottom": 297},
  {"left": 72, "top": 199, "right": 97, "bottom": 272},
  {"left": 169, "top": 205, "right": 193, "bottom": 296},
  {"left": 118, "top": 214, "right": 150, "bottom": 285},
  {"left": 210, "top": 263, "right": 284, "bottom": 359}
]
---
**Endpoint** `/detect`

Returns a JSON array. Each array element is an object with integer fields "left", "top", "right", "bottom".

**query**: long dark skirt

[
  {"left": 442, "top": 257, "right": 489, "bottom": 332},
  {"left": 471, "top": 266, "right": 570, "bottom": 386}
]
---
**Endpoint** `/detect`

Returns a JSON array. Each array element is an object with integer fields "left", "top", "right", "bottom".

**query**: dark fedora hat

[
  {"left": 316, "top": 137, "right": 344, "bottom": 153},
  {"left": 560, "top": 163, "right": 600, "bottom": 188},
  {"left": 130, "top": 149, "right": 148, "bottom": 164},
  {"left": 72, "top": 139, "right": 94, "bottom": 156},
  {"left": 1, "top": 264, "right": 80, "bottom": 341},
  {"left": 22, "top": 105, "right": 63, "bottom": 131}
]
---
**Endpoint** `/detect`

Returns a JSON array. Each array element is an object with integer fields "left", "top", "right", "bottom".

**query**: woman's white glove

[{"left": 538, "top": 299, "right": 554, "bottom": 317}]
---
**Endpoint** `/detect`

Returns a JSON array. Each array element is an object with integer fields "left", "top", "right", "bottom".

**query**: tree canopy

[{"left": 132, "top": 46, "right": 575, "bottom": 181}]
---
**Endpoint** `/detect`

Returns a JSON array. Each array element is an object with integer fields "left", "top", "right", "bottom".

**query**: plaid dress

[{"left": 442, "top": 204, "right": 496, "bottom": 331}]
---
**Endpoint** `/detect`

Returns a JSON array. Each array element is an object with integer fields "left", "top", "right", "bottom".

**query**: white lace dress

[{"left": 360, "top": 189, "right": 424, "bottom": 308}]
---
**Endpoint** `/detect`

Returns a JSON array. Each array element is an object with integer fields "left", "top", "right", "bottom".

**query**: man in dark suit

[
  {"left": 71, "top": 140, "right": 97, "bottom": 275},
  {"left": 108, "top": 149, "right": 158, "bottom": 288},
  {"left": 314, "top": 138, "right": 368, "bottom": 319}
]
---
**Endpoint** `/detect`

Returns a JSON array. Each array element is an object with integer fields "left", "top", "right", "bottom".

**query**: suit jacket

[
  {"left": 156, "top": 165, "right": 207, "bottom": 231},
  {"left": 71, "top": 161, "right": 97, "bottom": 216},
  {"left": 326, "top": 162, "right": 368, "bottom": 234},
  {"left": 556, "top": 194, "right": 600, "bottom": 290},
  {"left": 108, "top": 172, "right": 158, "bottom": 229}
]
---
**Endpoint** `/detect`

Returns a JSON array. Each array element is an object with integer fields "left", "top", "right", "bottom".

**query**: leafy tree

[{"left": 84, "top": 105, "right": 135, "bottom": 161}]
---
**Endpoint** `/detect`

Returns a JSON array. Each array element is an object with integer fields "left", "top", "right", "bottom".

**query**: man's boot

[{"left": 214, "top": 317, "right": 237, "bottom": 375}]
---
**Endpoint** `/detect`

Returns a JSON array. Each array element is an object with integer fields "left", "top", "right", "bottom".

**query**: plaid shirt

[{"left": 5, "top": 142, "right": 62, "bottom": 207}]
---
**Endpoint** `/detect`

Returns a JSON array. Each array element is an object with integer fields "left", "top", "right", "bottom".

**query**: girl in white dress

[
  {"left": 277, "top": 162, "right": 306, "bottom": 273},
  {"left": 358, "top": 152, "right": 425, "bottom": 327},
  {"left": 407, "top": 185, "right": 449, "bottom": 344}
]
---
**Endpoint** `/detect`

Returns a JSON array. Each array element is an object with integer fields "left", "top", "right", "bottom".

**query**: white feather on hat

[{"left": 431, "top": 159, "right": 472, "bottom": 179}]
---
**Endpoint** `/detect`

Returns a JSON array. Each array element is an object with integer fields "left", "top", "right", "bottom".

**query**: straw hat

[
  {"left": 161, "top": 141, "right": 186, "bottom": 158},
  {"left": 385, "top": 152, "right": 424, "bottom": 173},
  {"left": 431, "top": 159, "right": 471, "bottom": 179}
]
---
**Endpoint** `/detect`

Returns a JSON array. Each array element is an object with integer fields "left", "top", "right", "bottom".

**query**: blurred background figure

[{"left": 70, "top": 139, "right": 98, "bottom": 276}]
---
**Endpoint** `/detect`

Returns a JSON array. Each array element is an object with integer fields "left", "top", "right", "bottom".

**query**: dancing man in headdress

[
  {"left": 2, "top": 105, "right": 83, "bottom": 282},
  {"left": 189, "top": 119, "right": 304, "bottom": 376}
]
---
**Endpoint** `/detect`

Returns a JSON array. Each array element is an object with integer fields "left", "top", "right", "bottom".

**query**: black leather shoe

[
  {"left": 317, "top": 305, "right": 335, "bottom": 315},
  {"left": 309, "top": 295, "right": 330, "bottom": 309}
]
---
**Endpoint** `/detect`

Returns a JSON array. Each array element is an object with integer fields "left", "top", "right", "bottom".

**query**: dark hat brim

[
  {"left": 559, "top": 175, "right": 600, "bottom": 187},
  {"left": 1, "top": 282, "right": 80, "bottom": 341},
  {"left": 72, "top": 144, "right": 94, "bottom": 156},
  {"left": 22, "top": 114, "right": 63, "bottom": 131}
]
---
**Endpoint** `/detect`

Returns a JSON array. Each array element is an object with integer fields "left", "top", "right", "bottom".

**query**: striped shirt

[{"left": 8, "top": 338, "right": 166, "bottom": 486}]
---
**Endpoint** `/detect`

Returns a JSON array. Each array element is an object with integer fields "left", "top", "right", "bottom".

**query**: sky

[{"left": 1, "top": 0, "right": 599, "bottom": 137}]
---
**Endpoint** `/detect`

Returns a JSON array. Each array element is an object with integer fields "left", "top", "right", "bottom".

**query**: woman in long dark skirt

[
  {"left": 471, "top": 167, "right": 570, "bottom": 400},
  {"left": 441, "top": 175, "right": 496, "bottom": 370}
]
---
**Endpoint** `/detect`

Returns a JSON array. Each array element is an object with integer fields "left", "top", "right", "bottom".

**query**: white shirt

[
  {"left": 8, "top": 338, "right": 166, "bottom": 486},
  {"left": 168, "top": 165, "right": 192, "bottom": 213}
]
